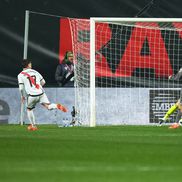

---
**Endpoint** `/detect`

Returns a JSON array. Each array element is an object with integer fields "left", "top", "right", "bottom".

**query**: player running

[{"left": 17, "top": 59, "right": 67, "bottom": 131}]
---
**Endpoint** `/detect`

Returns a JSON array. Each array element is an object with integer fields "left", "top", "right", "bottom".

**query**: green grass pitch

[{"left": 0, "top": 125, "right": 182, "bottom": 182}]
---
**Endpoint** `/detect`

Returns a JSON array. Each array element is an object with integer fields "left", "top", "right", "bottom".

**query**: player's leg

[
  {"left": 159, "top": 100, "right": 179, "bottom": 125},
  {"left": 163, "top": 103, "right": 178, "bottom": 120},
  {"left": 169, "top": 97, "right": 182, "bottom": 129},
  {"left": 169, "top": 109, "right": 182, "bottom": 129},
  {"left": 26, "top": 96, "right": 38, "bottom": 130},
  {"left": 40, "top": 93, "right": 68, "bottom": 112},
  {"left": 27, "top": 109, "right": 35, "bottom": 125},
  {"left": 169, "top": 90, "right": 182, "bottom": 129}
]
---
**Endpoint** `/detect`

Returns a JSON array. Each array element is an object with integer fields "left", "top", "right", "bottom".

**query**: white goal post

[{"left": 70, "top": 17, "right": 182, "bottom": 127}]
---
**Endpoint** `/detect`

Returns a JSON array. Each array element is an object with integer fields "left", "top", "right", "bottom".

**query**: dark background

[{"left": 0, "top": 0, "right": 182, "bottom": 87}]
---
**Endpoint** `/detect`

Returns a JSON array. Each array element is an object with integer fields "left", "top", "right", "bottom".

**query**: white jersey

[{"left": 18, "top": 68, "right": 44, "bottom": 96}]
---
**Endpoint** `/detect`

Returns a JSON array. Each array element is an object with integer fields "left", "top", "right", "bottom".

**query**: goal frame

[{"left": 89, "top": 17, "right": 182, "bottom": 127}]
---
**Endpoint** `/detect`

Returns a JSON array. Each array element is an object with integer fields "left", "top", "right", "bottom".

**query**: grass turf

[{"left": 0, "top": 125, "right": 182, "bottom": 182}]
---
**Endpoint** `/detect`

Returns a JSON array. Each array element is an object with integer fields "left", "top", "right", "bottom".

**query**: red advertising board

[{"left": 60, "top": 18, "right": 180, "bottom": 78}]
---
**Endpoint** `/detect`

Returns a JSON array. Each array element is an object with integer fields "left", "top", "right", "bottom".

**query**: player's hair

[{"left": 22, "top": 59, "right": 31, "bottom": 68}]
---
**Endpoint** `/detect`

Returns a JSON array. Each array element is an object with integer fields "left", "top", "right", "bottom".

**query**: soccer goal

[{"left": 70, "top": 18, "right": 182, "bottom": 126}]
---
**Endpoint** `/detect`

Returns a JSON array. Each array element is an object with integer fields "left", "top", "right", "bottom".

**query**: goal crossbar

[{"left": 90, "top": 17, "right": 182, "bottom": 23}]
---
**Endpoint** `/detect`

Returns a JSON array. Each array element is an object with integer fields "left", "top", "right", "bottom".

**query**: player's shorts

[{"left": 27, "top": 93, "right": 50, "bottom": 110}]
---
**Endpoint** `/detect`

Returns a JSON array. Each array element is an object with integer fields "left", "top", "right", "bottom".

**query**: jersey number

[{"left": 27, "top": 75, "right": 36, "bottom": 87}]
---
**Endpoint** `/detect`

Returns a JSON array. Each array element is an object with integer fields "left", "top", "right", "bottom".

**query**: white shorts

[{"left": 27, "top": 93, "right": 50, "bottom": 109}]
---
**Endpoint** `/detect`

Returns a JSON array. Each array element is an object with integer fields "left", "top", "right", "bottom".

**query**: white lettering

[{"left": 153, "top": 103, "right": 174, "bottom": 111}]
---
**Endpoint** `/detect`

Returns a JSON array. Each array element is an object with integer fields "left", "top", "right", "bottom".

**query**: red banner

[{"left": 60, "top": 18, "right": 180, "bottom": 78}]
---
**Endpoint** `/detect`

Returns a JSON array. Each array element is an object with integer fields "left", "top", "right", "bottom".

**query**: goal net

[{"left": 70, "top": 18, "right": 182, "bottom": 126}]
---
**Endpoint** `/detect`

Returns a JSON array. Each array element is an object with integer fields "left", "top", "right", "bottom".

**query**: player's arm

[
  {"left": 169, "top": 68, "right": 182, "bottom": 81},
  {"left": 40, "top": 79, "right": 46, "bottom": 86},
  {"left": 19, "top": 84, "right": 26, "bottom": 103},
  {"left": 18, "top": 75, "right": 26, "bottom": 103},
  {"left": 18, "top": 75, "right": 26, "bottom": 102},
  {"left": 37, "top": 71, "right": 46, "bottom": 87}
]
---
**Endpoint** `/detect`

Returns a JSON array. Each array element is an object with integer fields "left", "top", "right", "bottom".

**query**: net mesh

[{"left": 70, "top": 19, "right": 182, "bottom": 125}]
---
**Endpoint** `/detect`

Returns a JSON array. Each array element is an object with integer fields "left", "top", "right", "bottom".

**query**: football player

[{"left": 18, "top": 59, "right": 67, "bottom": 131}]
